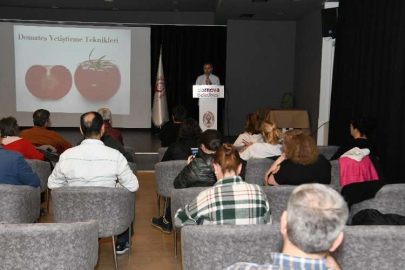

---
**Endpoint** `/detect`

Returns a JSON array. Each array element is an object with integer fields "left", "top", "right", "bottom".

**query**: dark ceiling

[{"left": 0, "top": 0, "right": 330, "bottom": 25}]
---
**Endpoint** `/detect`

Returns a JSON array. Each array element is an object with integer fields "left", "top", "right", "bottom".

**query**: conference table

[{"left": 255, "top": 109, "right": 310, "bottom": 132}]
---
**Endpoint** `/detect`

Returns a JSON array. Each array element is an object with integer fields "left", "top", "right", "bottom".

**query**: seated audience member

[
  {"left": 48, "top": 111, "right": 139, "bottom": 255},
  {"left": 0, "top": 117, "right": 44, "bottom": 160},
  {"left": 228, "top": 184, "right": 348, "bottom": 270},
  {"left": 20, "top": 109, "right": 72, "bottom": 155},
  {"left": 161, "top": 118, "right": 201, "bottom": 161},
  {"left": 330, "top": 116, "right": 377, "bottom": 160},
  {"left": 174, "top": 144, "right": 271, "bottom": 227},
  {"left": 77, "top": 134, "right": 134, "bottom": 163},
  {"left": 159, "top": 105, "right": 187, "bottom": 147},
  {"left": 0, "top": 134, "right": 40, "bottom": 187},
  {"left": 151, "top": 129, "right": 223, "bottom": 233},
  {"left": 98, "top": 107, "right": 124, "bottom": 146},
  {"left": 233, "top": 114, "right": 264, "bottom": 150},
  {"left": 264, "top": 130, "right": 331, "bottom": 186},
  {"left": 240, "top": 121, "right": 282, "bottom": 160}
]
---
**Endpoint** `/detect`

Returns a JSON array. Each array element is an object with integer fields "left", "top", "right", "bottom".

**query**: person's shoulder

[
  {"left": 0, "top": 148, "right": 23, "bottom": 159},
  {"left": 19, "top": 128, "right": 34, "bottom": 135}
]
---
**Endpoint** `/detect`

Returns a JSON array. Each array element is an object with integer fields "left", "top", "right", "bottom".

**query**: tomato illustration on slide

[
  {"left": 74, "top": 49, "right": 121, "bottom": 101},
  {"left": 25, "top": 65, "right": 72, "bottom": 100}
]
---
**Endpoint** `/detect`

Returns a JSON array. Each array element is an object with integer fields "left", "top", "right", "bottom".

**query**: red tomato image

[
  {"left": 74, "top": 49, "right": 121, "bottom": 101},
  {"left": 25, "top": 65, "right": 72, "bottom": 100}
]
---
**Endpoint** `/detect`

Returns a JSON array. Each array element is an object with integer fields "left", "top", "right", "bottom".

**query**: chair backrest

[
  {"left": 318, "top": 145, "right": 339, "bottom": 160},
  {"left": 334, "top": 225, "right": 405, "bottom": 270},
  {"left": 244, "top": 158, "right": 274, "bottom": 186},
  {"left": 26, "top": 159, "right": 52, "bottom": 193},
  {"left": 170, "top": 187, "right": 208, "bottom": 224},
  {"left": 123, "top": 146, "right": 136, "bottom": 162},
  {"left": 181, "top": 224, "right": 282, "bottom": 270},
  {"left": 330, "top": 160, "right": 340, "bottom": 190},
  {"left": 128, "top": 162, "right": 137, "bottom": 175},
  {"left": 155, "top": 160, "right": 187, "bottom": 197},
  {"left": 52, "top": 186, "right": 134, "bottom": 238},
  {"left": 348, "top": 184, "right": 405, "bottom": 223},
  {"left": 0, "top": 184, "right": 40, "bottom": 223},
  {"left": 181, "top": 224, "right": 405, "bottom": 270},
  {"left": 262, "top": 185, "right": 295, "bottom": 223},
  {"left": 0, "top": 220, "right": 99, "bottom": 270},
  {"left": 158, "top": 147, "right": 168, "bottom": 162}
]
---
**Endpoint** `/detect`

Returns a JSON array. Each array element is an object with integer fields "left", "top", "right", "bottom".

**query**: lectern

[{"left": 193, "top": 85, "right": 224, "bottom": 131}]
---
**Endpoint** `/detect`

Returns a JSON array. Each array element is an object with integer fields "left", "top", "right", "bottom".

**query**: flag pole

[{"left": 152, "top": 45, "right": 169, "bottom": 128}]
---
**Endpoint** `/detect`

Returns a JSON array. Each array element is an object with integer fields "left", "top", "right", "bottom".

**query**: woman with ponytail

[{"left": 174, "top": 144, "right": 271, "bottom": 227}]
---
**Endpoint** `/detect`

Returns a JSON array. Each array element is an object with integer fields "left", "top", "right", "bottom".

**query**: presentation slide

[
  {"left": 0, "top": 23, "right": 151, "bottom": 128},
  {"left": 14, "top": 26, "right": 131, "bottom": 114}
]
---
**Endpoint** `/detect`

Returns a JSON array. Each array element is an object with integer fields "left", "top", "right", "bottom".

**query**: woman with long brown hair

[
  {"left": 233, "top": 114, "right": 264, "bottom": 150},
  {"left": 264, "top": 130, "right": 331, "bottom": 186}
]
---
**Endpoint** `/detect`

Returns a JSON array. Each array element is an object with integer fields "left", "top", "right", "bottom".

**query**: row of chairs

[
  {"left": 169, "top": 184, "right": 405, "bottom": 258},
  {"left": 180, "top": 224, "right": 405, "bottom": 270},
  {"left": 0, "top": 185, "right": 135, "bottom": 270},
  {"left": 155, "top": 145, "right": 341, "bottom": 218},
  {"left": 0, "top": 146, "right": 138, "bottom": 270},
  {"left": 155, "top": 146, "right": 405, "bottom": 260}
]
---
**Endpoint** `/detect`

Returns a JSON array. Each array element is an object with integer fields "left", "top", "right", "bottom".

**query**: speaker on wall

[{"left": 322, "top": 8, "right": 338, "bottom": 38}]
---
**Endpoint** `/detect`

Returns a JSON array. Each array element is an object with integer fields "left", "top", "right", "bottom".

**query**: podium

[{"left": 193, "top": 85, "right": 224, "bottom": 131}]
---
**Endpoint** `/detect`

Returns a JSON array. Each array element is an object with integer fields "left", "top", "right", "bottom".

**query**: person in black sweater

[
  {"left": 330, "top": 116, "right": 377, "bottom": 160},
  {"left": 159, "top": 105, "right": 187, "bottom": 147},
  {"left": 161, "top": 118, "right": 201, "bottom": 162},
  {"left": 264, "top": 130, "right": 331, "bottom": 186}
]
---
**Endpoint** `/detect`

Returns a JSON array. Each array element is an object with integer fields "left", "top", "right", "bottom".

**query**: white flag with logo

[{"left": 152, "top": 48, "right": 169, "bottom": 127}]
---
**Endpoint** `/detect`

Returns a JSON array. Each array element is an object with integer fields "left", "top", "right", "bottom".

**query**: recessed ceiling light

[{"left": 105, "top": 0, "right": 114, "bottom": 2}]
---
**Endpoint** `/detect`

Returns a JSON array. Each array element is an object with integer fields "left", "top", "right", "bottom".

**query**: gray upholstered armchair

[
  {"left": 0, "top": 220, "right": 99, "bottom": 270},
  {"left": 170, "top": 187, "right": 208, "bottom": 258},
  {"left": 0, "top": 184, "right": 40, "bottom": 223},
  {"left": 157, "top": 147, "right": 168, "bottom": 162},
  {"left": 348, "top": 184, "right": 405, "bottom": 224},
  {"left": 26, "top": 159, "right": 52, "bottom": 214},
  {"left": 52, "top": 186, "right": 135, "bottom": 270},
  {"left": 318, "top": 145, "right": 339, "bottom": 160},
  {"left": 244, "top": 158, "right": 274, "bottom": 186},
  {"left": 155, "top": 160, "right": 187, "bottom": 216}
]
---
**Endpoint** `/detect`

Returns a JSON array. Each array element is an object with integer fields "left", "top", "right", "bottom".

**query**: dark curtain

[
  {"left": 150, "top": 26, "right": 227, "bottom": 121},
  {"left": 329, "top": 0, "right": 405, "bottom": 183}
]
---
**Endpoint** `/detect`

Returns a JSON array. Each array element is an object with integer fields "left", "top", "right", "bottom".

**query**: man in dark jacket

[{"left": 152, "top": 129, "right": 223, "bottom": 233}]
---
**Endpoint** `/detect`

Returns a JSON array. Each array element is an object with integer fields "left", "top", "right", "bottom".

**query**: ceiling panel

[{"left": 0, "top": 0, "right": 328, "bottom": 24}]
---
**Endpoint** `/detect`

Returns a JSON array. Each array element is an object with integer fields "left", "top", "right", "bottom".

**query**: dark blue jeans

[{"left": 117, "top": 222, "right": 134, "bottom": 244}]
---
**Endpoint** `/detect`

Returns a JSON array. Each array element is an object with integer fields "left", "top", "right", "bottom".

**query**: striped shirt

[
  {"left": 174, "top": 176, "right": 271, "bottom": 227},
  {"left": 227, "top": 252, "right": 332, "bottom": 270}
]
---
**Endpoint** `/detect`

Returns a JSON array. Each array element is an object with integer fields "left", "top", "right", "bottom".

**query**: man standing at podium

[{"left": 196, "top": 63, "right": 220, "bottom": 85}]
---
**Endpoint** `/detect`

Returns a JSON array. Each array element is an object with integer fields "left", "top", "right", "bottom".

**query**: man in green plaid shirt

[{"left": 174, "top": 175, "right": 271, "bottom": 227}]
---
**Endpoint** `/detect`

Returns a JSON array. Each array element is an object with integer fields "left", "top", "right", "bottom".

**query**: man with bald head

[{"left": 48, "top": 111, "right": 139, "bottom": 255}]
